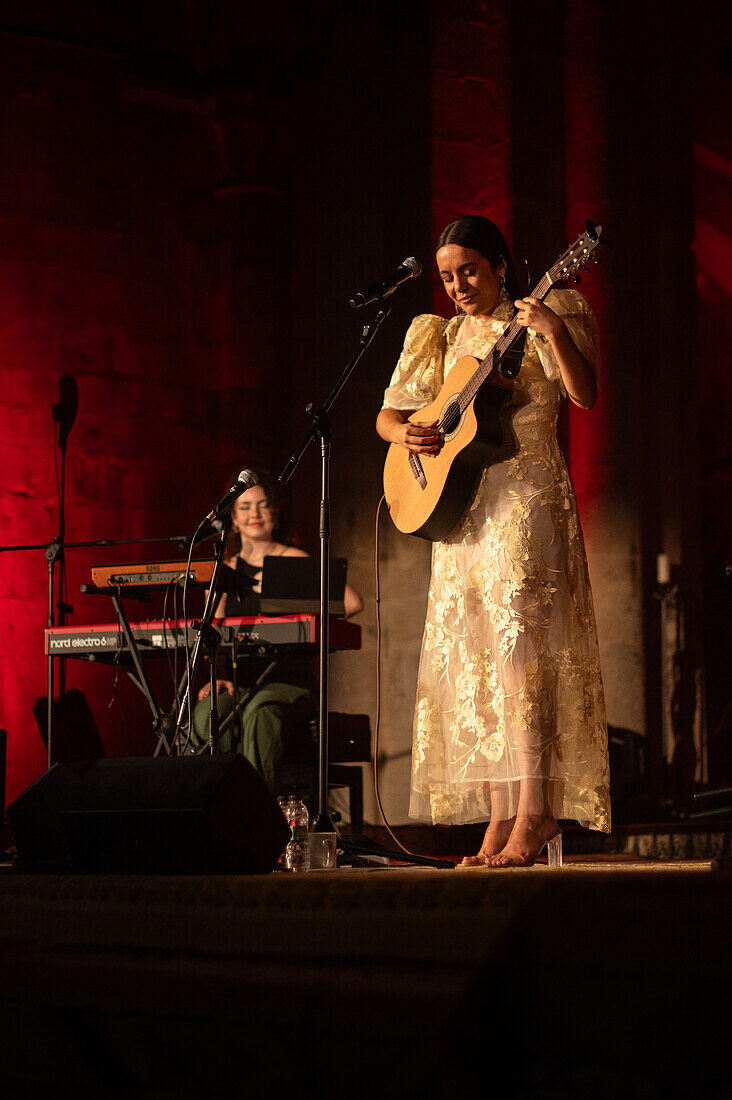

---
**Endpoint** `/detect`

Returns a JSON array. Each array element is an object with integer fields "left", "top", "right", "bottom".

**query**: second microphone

[
  {"left": 204, "top": 469, "right": 259, "bottom": 524},
  {"left": 350, "top": 256, "right": 422, "bottom": 310}
]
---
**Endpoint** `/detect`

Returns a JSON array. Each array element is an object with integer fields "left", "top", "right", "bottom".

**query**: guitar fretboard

[{"left": 454, "top": 271, "right": 552, "bottom": 416}]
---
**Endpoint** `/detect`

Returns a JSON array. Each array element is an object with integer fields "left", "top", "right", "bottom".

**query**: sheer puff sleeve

[
  {"left": 529, "top": 289, "right": 600, "bottom": 391},
  {"left": 382, "top": 314, "right": 449, "bottom": 412}
]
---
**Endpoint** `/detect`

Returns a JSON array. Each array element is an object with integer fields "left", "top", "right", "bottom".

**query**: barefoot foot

[
  {"left": 485, "top": 814, "right": 560, "bottom": 867},
  {"left": 460, "top": 817, "right": 516, "bottom": 866}
]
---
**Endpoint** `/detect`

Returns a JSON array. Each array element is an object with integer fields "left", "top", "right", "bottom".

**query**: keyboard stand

[{"left": 107, "top": 588, "right": 172, "bottom": 756}]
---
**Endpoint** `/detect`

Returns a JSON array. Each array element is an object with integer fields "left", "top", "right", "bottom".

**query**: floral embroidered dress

[{"left": 383, "top": 291, "right": 610, "bottom": 832}]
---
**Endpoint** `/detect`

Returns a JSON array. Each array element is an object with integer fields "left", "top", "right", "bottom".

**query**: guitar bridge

[{"left": 409, "top": 453, "right": 427, "bottom": 489}]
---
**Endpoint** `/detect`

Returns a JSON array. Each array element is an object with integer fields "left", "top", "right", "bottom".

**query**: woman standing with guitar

[{"left": 376, "top": 215, "right": 610, "bottom": 865}]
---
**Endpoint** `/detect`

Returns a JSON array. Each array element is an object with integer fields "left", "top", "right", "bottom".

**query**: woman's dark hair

[
  {"left": 224, "top": 467, "right": 291, "bottom": 557},
  {"left": 435, "top": 215, "right": 521, "bottom": 301}
]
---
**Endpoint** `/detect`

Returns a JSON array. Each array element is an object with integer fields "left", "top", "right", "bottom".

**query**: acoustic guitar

[{"left": 383, "top": 222, "right": 605, "bottom": 542}]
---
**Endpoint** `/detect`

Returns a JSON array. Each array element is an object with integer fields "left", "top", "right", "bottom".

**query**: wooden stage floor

[
  {"left": 456, "top": 855, "right": 718, "bottom": 871},
  {"left": 0, "top": 858, "right": 728, "bottom": 1098}
]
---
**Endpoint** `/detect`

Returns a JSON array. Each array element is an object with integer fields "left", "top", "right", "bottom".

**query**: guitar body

[{"left": 383, "top": 354, "right": 516, "bottom": 542}]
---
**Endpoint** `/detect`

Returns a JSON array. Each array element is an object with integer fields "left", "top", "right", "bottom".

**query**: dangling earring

[{"left": 499, "top": 272, "right": 509, "bottom": 302}]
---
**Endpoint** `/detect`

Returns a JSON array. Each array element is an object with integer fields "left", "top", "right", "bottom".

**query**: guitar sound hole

[{"left": 441, "top": 401, "right": 461, "bottom": 435}]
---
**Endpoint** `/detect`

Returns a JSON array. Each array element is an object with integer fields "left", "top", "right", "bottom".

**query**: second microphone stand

[{"left": 280, "top": 301, "right": 396, "bottom": 834}]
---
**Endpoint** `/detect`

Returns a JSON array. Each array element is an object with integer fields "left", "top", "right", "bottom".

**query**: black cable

[
  {"left": 52, "top": 420, "right": 71, "bottom": 616},
  {"left": 172, "top": 576, "right": 180, "bottom": 706},
  {"left": 180, "top": 520, "right": 207, "bottom": 754},
  {"left": 161, "top": 578, "right": 178, "bottom": 699},
  {"left": 373, "top": 494, "right": 421, "bottom": 859},
  {"left": 107, "top": 639, "right": 133, "bottom": 754}
]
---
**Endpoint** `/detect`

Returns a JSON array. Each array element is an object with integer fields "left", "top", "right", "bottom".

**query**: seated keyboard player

[{"left": 191, "top": 470, "right": 362, "bottom": 793}]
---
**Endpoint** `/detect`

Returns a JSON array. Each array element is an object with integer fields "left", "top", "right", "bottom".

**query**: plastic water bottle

[
  {"left": 285, "top": 795, "right": 310, "bottom": 872},
  {"left": 275, "top": 796, "right": 289, "bottom": 869}
]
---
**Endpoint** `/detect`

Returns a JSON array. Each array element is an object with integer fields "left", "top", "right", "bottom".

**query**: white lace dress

[{"left": 383, "top": 291, "right": 610, "bottom": 831}]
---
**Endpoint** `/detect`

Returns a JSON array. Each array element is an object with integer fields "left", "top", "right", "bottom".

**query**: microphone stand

[
  {"left": 51, "top": 381, "right": 79, "bottom": 702},
  {"left": 279, "top": 297, "right": 453, "bottom": 868},
  {"left": 280, "top": 297, "right": 393, "bottom": 834},
  {"left": 45, "top": 382, "right": 75, "bottom": 769}
]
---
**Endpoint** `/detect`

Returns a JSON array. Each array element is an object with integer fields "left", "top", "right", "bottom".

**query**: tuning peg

[
  {"left": 593, "top": 256, "right": 601, "bottom": 265},
  {"left": 574, "top": 275, "right": 581, "bottom": 284}
]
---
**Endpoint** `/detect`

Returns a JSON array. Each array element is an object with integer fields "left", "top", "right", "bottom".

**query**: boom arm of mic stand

[{"left": 279, "top": 300, "right": 393, "bottom": 487}]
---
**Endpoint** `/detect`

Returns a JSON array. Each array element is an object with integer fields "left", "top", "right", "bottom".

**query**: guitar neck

[{"left": 458, "top": 272, "right": 553, "bottom": 411}]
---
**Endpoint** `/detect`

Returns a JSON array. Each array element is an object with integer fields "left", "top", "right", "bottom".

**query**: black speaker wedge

[{"left": 7, "top": 754, "right": 290, "bottom": 874}]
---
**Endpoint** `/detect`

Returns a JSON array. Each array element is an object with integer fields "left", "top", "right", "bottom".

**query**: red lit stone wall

[
  {"left": 430, "top": 1, "right": 513, "bottom": 304},
  {"left": 0, "top": 26, "right": 292, "bottom": 804}
]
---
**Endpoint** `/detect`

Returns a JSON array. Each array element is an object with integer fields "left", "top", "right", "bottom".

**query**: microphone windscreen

[{"left": 237, "top": 469, "right": 259, "bottom": 489}]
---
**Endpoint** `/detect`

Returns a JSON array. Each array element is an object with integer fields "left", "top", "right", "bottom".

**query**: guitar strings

[{"left": 434, "top": 269, "right": 555, "bottom": 433}]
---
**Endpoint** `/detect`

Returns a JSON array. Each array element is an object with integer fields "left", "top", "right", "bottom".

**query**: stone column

[{"left": 564, "top": 0, "right": 701, "bottom": 802}]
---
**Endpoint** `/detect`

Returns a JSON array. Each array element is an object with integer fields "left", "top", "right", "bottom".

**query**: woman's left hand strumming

[{"left": 514, "top": 297, "right": 564, "bottom": 341}]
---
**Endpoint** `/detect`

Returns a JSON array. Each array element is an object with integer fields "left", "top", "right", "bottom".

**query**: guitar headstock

[{"left": 546, "top": 221, "right": 605, "bottom": 287}]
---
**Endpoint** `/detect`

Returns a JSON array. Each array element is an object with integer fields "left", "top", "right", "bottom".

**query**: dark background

[{"left": 0, "top": 0, "right": 729, "bottom": 820}]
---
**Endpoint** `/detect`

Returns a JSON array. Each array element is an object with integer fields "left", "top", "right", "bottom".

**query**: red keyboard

[{"left": 45, "top": 614, "right": 361, "bottom": 658}]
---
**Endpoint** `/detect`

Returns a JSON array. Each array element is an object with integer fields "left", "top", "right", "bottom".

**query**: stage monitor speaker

[{"left": 7, "top": 755, "right": 290, "bottom": 874}]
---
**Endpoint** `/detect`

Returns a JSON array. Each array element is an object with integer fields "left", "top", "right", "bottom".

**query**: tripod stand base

[{"left": 338, "top": 832, "right": 454, "bottom": 869}]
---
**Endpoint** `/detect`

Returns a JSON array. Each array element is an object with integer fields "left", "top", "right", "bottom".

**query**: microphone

[
  {"left": 204, "top": 469, "right": 259, "bottom": 524},
  {"left": 350, "top": 256, "right": 422, "bottom": 310}
]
